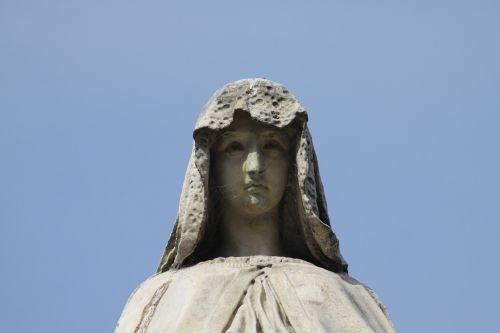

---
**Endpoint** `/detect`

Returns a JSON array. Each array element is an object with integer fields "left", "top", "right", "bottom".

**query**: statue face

[{"left": 212, "top": 114, "right": 290, "bottom": 217}]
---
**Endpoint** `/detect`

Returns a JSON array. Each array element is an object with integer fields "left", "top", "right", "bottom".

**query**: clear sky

[{"left": 1, "top": 1, "right": 499, "bottom": 332}]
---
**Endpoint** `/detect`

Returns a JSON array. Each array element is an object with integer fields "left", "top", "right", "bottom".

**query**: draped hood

[{"left": 157, "top": 78, "right": 348, "bottom": 273}]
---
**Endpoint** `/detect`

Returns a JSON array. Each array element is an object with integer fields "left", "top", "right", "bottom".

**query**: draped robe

[{"left": 116, "top": 257, "right": 394, "bottom": 333}]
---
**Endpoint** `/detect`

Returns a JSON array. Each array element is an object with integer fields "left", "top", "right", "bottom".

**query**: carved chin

[
  {"left": 241, "top": 194, "right": 276, "bottom": 215},
  {"left": 247, "top": 194, "right": 265, "bottom": 206}
]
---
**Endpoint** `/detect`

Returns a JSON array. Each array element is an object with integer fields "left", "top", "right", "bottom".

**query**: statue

[{"left": 115, "top": 79, "right": 395, "bottom": 333}]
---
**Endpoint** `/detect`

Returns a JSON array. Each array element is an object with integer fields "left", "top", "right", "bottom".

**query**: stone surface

[
  {"left": 116, "top": 257, "right": 394, "bottom": 333},
  {"left": 115, "top": 78, "right": 395, "bottom": 332}
]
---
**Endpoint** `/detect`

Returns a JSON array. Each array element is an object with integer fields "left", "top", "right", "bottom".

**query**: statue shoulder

[
  {"left": 339, "top": 274, "right": 394, "bottom": 322},
  {"left": 279, "top": 262, "right": 394, "bottom": 329},
  {"left": 115, "top": 271, "right": 174, "bottom": 333}
]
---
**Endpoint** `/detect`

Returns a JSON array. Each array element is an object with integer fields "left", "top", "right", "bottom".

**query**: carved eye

[
  {"left": 263, "top": 140, "right": 282, "bottom": 151},
  {"left": 225, "top": 141, "right": 245, "bottom": 153}
]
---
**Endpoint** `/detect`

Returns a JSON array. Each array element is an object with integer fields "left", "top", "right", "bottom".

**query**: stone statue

[{"left": 115, "top": 79, "right": 395, "bottom": 333}]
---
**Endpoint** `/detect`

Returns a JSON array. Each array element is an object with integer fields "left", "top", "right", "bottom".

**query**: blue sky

[{"left": 1, "top": 1, "right": 499, "bottom": 332}]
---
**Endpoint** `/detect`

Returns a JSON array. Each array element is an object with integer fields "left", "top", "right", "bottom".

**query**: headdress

[{"left": 157, "top": 78, "right": 348, "bottom": 273}]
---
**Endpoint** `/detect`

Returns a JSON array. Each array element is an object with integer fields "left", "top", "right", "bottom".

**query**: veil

[{"left": 157, "top": 78, "right": 348, "bottom": 273}]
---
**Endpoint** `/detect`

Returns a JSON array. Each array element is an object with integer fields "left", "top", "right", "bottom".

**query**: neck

[{"left": 215, "top": 207, "right": 286, "bottom": 257}]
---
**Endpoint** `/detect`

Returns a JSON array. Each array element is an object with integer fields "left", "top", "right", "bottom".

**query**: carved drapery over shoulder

[{"left": 117, "top": 257, "right": 394, "bottom": 333}]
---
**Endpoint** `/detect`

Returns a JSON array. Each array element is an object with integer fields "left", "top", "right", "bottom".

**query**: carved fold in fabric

[
  {"left": 134, "top": 281, "right": 171, "bottom": 333},
  {"left": 157, "top": 78, "right": 347, "bottom": 273},
  {"left": 225, "top": 273, "right": 294, "bottom": 333},
  {"left": 116, "top": 257, "right": 395, "bottom": 333}
]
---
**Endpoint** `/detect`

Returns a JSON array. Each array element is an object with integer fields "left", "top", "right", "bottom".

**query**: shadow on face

[{"left": 211, "top": 112, "right": 291, "bottom": 218}]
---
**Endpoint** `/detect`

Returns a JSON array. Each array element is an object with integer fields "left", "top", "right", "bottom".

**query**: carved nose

[{"left": 245, "top": 150, "right": 265, "bottom": 177}]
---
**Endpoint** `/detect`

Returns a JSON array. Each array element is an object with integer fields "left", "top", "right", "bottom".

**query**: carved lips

[{"left": 244, "top": 183, "right": 268, "bottom": 192}]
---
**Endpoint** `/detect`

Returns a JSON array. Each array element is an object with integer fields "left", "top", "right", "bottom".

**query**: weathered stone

[{"left": 115, "top": 78, "right": 395, "bottom": 333}]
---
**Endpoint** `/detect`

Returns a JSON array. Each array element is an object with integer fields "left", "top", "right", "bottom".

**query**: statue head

[{"left": 157, "top": 78, "right": 348, "bottom": 273}]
